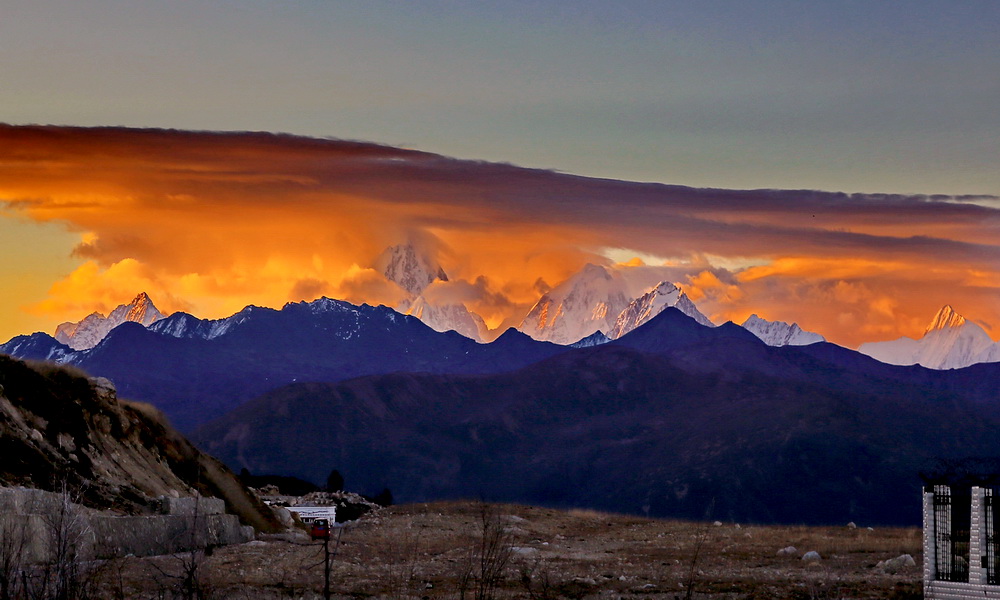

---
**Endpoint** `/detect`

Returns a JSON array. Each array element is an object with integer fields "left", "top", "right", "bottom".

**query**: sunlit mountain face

[{"left": 1, "top": 124, "right": 999, "bottom": 349}]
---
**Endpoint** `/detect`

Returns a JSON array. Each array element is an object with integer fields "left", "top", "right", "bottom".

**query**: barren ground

[{"left": 93, "top": 501, "right": 923, "bottom": 599}]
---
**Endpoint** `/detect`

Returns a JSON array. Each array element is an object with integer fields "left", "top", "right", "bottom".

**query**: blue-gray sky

[
  {"left": 1, "top": 2, "right": 999, "bottom": 344},
  {"left": 2, "top": 0, "right": 998, "bottom": 194}
]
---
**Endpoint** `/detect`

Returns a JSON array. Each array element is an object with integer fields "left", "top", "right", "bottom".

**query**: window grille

[{"left": 933, "top": 484, "right": 971, "bottom": 582}]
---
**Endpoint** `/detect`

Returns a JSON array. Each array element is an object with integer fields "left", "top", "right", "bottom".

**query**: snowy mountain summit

[
  {"left": 610, "top": 281, "right": 713, "bottom": 339},
  {"left": 858, "top": 305, "right": 1000, "bottom": 369},
  {"left": 518, "top": 264, "right": 633, "bottom": 345},
  {"left": 374, "top": 244, "right": 448, "bottom": 297},
  {"left": 741, "top": 314, "right": 825, "bottom": 346},
  {"left": 54, "top": 292, "right": 165, "bottom": 350},
  {"left": 402, "top": 296, "right": 489, "bottom": 342}
]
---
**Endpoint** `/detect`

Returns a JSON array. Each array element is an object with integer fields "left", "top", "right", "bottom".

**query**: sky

[{"left": 1, "top": 1, "right": 999, "bottom": 347}]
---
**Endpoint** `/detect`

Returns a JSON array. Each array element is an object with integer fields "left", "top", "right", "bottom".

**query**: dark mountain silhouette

[
  {"left": 193, "top": 308, "right": 1000, "bottom": 526},
  {"left": 1, "top": 298, "right": 568, "bottom": 431}
]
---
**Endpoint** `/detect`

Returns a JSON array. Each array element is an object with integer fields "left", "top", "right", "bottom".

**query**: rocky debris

[
  {"left": 0, "top": 486, "right": 253, "bottom": 563},
  {"left": 0, "top": 355, "right": 281, "bottom": 533},
  {"left": 877, "top": 554, "right": 916, "bottom": 573},
  {"left": 270, "top": 504, "right": 295, "bottom": 528},
  {"left": 777, "top": 546, "right": 798, "bottom": 556},
  {"left": 158, "top": 495, "right": 225, "bottom": 516},
  {"left": 802, "top": 550, "right": 821, "bottom": 562},
  {"left": 261, "top": 490, "right": 383, "bottom": 523}
]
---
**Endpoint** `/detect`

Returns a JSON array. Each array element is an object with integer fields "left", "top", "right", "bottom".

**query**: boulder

[
  {"left": 879, "top": 554, "right": 916, "bottom": 574},
  {"left": 776, "top": 546, "right": 797, "bottom": 556},
  {"left": 801, "top": 550, "right": 821, "bottom": 562}
]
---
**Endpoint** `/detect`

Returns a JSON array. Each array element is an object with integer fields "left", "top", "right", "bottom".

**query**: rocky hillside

[{"left": 0, "top": 354, "right": 280, "bottom": 532}]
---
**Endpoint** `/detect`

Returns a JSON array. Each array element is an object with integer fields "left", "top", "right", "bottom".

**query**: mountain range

[
  {"left": 1, "top": 297, "right": 568, "bottom": 431},
  {"left": 3, "top": 256, "right": 1000, "bottom": 526},
  {"left": 192, "top": 308, "right": 1000, "bottom": 526},
  {"left": 859, "top": 305, "right": 1000, "bottom": 369},
  {"left": 54, "top": 292, "right": 164, "bottom": 350}
]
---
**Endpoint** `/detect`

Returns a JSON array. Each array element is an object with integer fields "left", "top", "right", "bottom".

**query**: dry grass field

[{"left": 94, "top": 501, "right": 923, "bottom": 599}]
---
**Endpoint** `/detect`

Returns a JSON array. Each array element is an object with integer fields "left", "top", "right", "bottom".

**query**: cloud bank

[{"left": 1, "top": 125, "right": 998, "bottom": 347}]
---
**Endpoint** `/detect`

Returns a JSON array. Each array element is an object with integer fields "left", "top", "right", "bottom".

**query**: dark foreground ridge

[
  {"left": 195, "top": 309, "right": 1000, "bottom": 526},
  {"left": 0, "top": 354, "right": 280, "bottom": 532}
]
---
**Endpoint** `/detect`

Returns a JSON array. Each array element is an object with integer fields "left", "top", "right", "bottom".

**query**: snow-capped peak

[
  {"left": 858, "top": 305, "right": 999, "bottom": 370},
  {"left": 925, "top": 304, "right": 966, "bottom": 333},
  {"left": 518, "top": 264, "right": 633, "bottom": 345},
  {"left": 54, "top": 292, "right": 166, "bottom": 350},
  {"left": 373, "top": 244, "right": 448, "bottom": 297},
  {"left": 402, "top": 296, "right": 488, "bottom": 342},
  {"left": 609, "top": 281, "right": 713, "bottom": 339},
  {"left": 740, "top": 314, "right": 825, "bottom": 346}
]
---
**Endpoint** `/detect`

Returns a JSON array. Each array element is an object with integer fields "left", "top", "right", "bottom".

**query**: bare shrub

[
  {"left": 519, "top": 556, "right": 556, "bottom": 600},
  {"left": 380, "top": 523, "right": 421, "bottom": 600},
  {"left": 18, "top": 484, "right": 100, "bottom": 600},
  {"left": 148, "top": 497, "right": 213, "bottom": 600},
  {"left": 458, "top": 502, "right": 514, "bottom": 600},
  {"left": 0, "top": 512, "right": 30, "bottom": 600}
]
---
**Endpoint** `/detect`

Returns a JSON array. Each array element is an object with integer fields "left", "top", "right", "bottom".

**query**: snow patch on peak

[
  {"left": 741, "top": 314, "right": 825, "bottom": 347},
  {"left": 609, "top": 281, "right": 713, "bottom": 339},
  {"left": 570, "top": 331, "right": 611, "bottom": 348},
  {"left": 518, "top": 264, "right": 633, "bottom": 345},
  {"left": 374, "top": 244, "right": 448, "bottom": 297},
  {"left": 402, "top": 296, "right": 487, "bottom": 342},
  {"left": 291, "top": 296, "right": 354, "bottom": 315},
  {"left": 54, "top": 292, "right": 165, "bottom": 350}
]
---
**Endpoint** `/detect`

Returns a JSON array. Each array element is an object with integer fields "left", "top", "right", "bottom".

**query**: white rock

[
  {"left": 880, "top": 554, "right": 916, "bottom": 573},
  {"left": 777, "top": 546, "right": 798, "bottom": 556},
  {"left": 801, "top": 551, "right": 821, "bottom": 562}
]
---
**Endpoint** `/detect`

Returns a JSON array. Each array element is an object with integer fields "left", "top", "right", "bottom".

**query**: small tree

[
  {"left": 372, "top": 488, "right": 393, "bottom": 507},
  {"left": 325, "top": 470, "right": 344, "bottom": 493}
]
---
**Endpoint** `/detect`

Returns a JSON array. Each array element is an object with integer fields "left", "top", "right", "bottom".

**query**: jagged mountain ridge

[
  {"left": 858, "top": 305, "right": 1000, "bottom": 369},
  {"left": 610, "top": 281, "right": 713, "bottom": 338},
  {"left": 194, "top": 307, "right": 1000, "bottom": 526},
  {"left": 741, "top": 314, "right": 825, "bottom": 346},
  {"left": 54, "top": 292, "right": 165, "bottom": 350},
  {"left": 2, "top": 297, "right": 568, "bottom": 432}
]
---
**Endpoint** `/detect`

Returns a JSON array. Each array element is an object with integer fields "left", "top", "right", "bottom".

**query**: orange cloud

[{"left": 1, "top": 125, "right": 998, "bottom": 348}]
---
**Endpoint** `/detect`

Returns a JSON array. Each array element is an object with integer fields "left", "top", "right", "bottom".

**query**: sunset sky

[{"left": 1, "top": 2, "right": 999, "bottom": 347}]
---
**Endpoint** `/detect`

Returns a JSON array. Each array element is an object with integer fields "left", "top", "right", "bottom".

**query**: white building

[
  {"left": 286, "top": 505, "right": 337, "bottom": 525},
  {"left": 923, "top": 484, "right": 1000, "bottom": 599}
]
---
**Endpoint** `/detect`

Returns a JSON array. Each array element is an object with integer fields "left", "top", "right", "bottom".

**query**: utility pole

[{"left": 324, "top": 533, "right": 331, "bottom": 600}]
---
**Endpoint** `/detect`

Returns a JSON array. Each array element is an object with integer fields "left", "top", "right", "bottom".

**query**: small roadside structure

[
  {"left": 923, "top": 480, "right": 1000, "bottom": 599},
  {"left": 286, "top": 505, "right": 337, "bottom": 525}
]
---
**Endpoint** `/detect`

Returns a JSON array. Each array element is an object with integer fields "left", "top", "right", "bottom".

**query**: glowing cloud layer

[{"left": 1, "top": 125, "right": 998, "bottom": 347}]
